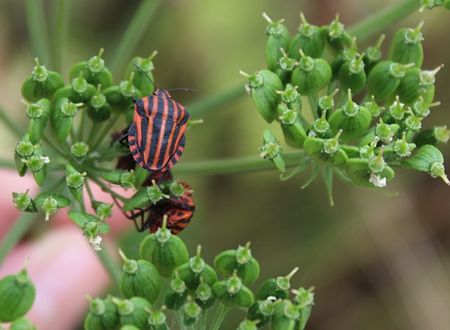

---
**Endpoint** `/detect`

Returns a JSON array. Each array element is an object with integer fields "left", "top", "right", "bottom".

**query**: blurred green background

[{"left": 1, "top": 0, "right": 450, "bottom": 329}]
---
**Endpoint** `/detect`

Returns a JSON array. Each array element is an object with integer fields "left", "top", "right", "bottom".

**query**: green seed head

[
  {"left": 299, "top": 54, "right": 315, "bottom": 72},
  {"left": 155, "top": 215, "right": 171, "bottom": 244},
  {"left": 148, "top": 310, "right": 166, "bottom": 326},
  {"left": 61, "top": 99, "right": 80, "bottom": 117},
  {"left": 376, "top": 121, "right": 395, "bottom": 143},
  {"left": 26, "top": 155, "right": 49, "bottom": 172},
  {"left": 96, "top": 203, "right": 113, "bottom": 220},
  {"left": 364, "top": 97, "right": 383, "bottom": 117},
  {"left": 119, "top": 171, "right": 135, "bottom": 189},
  {"left": 89, "top": 298, "right": 106, "bottom": 316},
  {"left": 41, "top": 197, "right": 58, "bottom": 221},
  {"left": 279, "top": 84, "right": 299, "bottom": 104},
  {"left": 13, "top": 191, "right": 32, "bottom": 211},
  {"left": 349, "top": 54, "right": 365, "bottom": 74},
  {"left": 434, "top": 126, "right": 450, "bottom": 143},
  {"left": 146, "top": 181, "right": 168, "bottom": 204},
  {"left": 236, "top": 243, "right": 252, "bottom": 264},
  {"left": 328, "top": 15, "right": 345, "bottom": 39},
  {"left": 72, "top": 76, "right": 88, "bottom": 94},
  {"left": 189, "top": 246, "right": 206, "bottom": 273},
  {"left": 405, "top": 22, "right": 424, "bottom": 44},
  {"left": 238, "top": 320, "right": 258, "bottom": 330},
  {"left": 195, "top": 282, "right": 212, "bottom": 301},
  {"left": 278, "top": 105, "right": 297, "bottom": 125},
  {"left": 420, "top": 65, "right": 443, "bottom": 86},
  {"left": 114, "top": 298, "right": 134, "bottom": 316},
  {"left": 262, "top": 13, "right": 286, "bottom": 37},
  {"left": 71, "top": 142, "right": 90, "bottom": 158},
  {"left": 170, "top": 181, "right": 185, "bottom": 197},
  {"left": 343, "top": 90, "right": 359, "bottom": 117},
  {"left": 123, "top": 259, "right": 138, "bottom": 274},
  {"left": 405, "top": 114, "right": 423, "bottom": 131},
  {"left": 247, "top": 71, "right": 264, "bottom": 89},
  {"left": 66, "top": 171, "right": 86, "bottom": 189},
  {"left": 87, "top": 49, "right": 105, "bottom": 73},
  {"left": 429, "top": 162, "right": 450, "bottom": 185},
  {"left": 120, "top": 79, "right": 137, "bottom": 97},
  {"left": 91, "top": 92, "right": 107, "bottom": 109},
  {"left": 393, "top": 134, "right": 415, "bottom": 157},
  {"left": 293, "top": 287, "right": 315, "bottom": 308},
  {"left": 279, "top": 54, "right": 297, "bottom": 72},
  {"left": 26, "top": 102, "right": 44, "bottom": 119},
  {"left": 389, "top": 97, "right": 406, "bottom": 120},
  {"left": 389, "top": 62, "right": 414, "bottom": 79},
  {"left": 226, "top": 274, "right": 243, "bottom": 295},
  {"left": 170, "top": 276, "right": 187, "bottom": 294},
  {"left": 183, "top": 300, "right": 202, "bottom": 319},
  {"left": 16, "top": 140, "right": 35, "bottom": 158},
  {"left": 323, "top": 130, "right": 342, "bottom": 155},
  {"left": 313, "top": 110, "right": 330, "bottom": 134},
  {"left": 31, "top": 58, "right": 48, "bottom": 82},
  {"left": 368, "top": 152, "right": 386, "bottom": 174},
  {"left": 260, "top": 142, "right": 281, "bottom": 160}
]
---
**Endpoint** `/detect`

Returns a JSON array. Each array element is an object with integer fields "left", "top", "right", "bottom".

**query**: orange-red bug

[{"left": 123, "top": 88, "right": 189, "bottom": 175}]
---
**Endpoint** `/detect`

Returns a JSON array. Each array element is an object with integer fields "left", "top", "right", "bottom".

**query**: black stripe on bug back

[
  {"left": 167, "top": 102, "right": 184, "bottom": 158},
  {"left": 136, "top": 98, "right": 146, "bottom": 117},
  {"left": 139, "top": 113, "right": 149, "bottom": 157},
  {"left": 157, "top": 99, "right": 176, "bottom": 168},
  {"left": 147, "top": 94, "right": 165, "bottom": 167}
]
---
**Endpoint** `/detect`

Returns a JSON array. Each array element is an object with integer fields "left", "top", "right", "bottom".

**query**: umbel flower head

[{"left": 243, "top": 12, "right": 449, "bottom": 203}]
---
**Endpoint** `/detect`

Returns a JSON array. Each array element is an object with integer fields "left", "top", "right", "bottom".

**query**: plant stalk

[
  {"left": 23, "top": 0, "right": 51, "bottom": 64},
  {"left": 0, "top": 213, "right": 35, "bottom": 265}
]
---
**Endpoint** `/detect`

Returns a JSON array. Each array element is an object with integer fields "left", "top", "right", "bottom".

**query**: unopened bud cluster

[
  {"left": 243, "top": 12, "right": 449, "bottom": 201},
  {"left": 84, "top": 219, "right": 314, "bottom": 329}
]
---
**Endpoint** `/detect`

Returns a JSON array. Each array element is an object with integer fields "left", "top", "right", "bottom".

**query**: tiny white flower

[
  {"left": 369, "top": 173, "right": 386, "bottom": 188},
  {"left": 41, "top": 156, "right": 50, "bottom": 164},
  {"left": 308, "top": 131, "right": 317, "bottom": 137},
  {"left": 89, "top": 235, "right": 102, "bottom": 251},
  {"left": 267, "top": 296, "right": 277, "bottom": 302}
]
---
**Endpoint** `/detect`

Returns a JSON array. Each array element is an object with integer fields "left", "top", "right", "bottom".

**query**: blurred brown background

[{"left": 1, "top": 0, "right": 450, "bottom": 329}]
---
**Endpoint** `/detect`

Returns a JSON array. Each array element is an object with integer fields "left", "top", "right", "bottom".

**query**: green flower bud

[
  {"left": 165, "top": 272, "right": 188, "bottom": 310},
  {"left": 364, "top": 34, "right": 386, "bottom": 74},
  {"left": 0, "top": 268, "right": 36, "bottom": 322},
  {"left": 280, "top": 120, "right": 307, "bottom": 148},
  {"left": 214, "top": 242, "right": 260, "bottom": 285},
  {"left": 10, "top": 317, "right": 37, "bottom": 330},
  {"left": 15, "top": 135, "right": 35, "bottom": 176},
  {"left": 276, "top": 48, "right": 298, "bottom": 83},
  {"left": 389, "top": 22, "right": 424, "bottom": 68},
  {"left": 24, "top": 98, "right": 51, "bottom": 144},
  {"left": 345, "top": 158, "right": 395, "bottom": 188},
  {"left": 405, "top": 113, "right": 423, "bottom": 131},
  {"left": 126, "top": 51, "right": 157, "bottom": 95},
  {"left": 119, "top": 250, "right": 161, "bottom": 303},
  {"left": 375, "top": 120, "right": 399, "bottom": 144},
  {"left": 412, "top": 97, "right": 440, "bottom": 118},
  {"left": 123, "top": 181, "right": 169, "bottom": 211},
  {"left": 289, "top": 13, "right": 326, "bottom": 59},
  {"left": 368, "top": 61, "right": 415, "bottom": 101},
  {"left": 260, "top": 130, "right": 286, "bottom": 172},
  {"left": 12, "top": 190, "right": 37, "bottom": 213},
  {"left": 84, "top": 297, "right": 120, "bottom": 330},
  {"left": 212, "top": 272, "right": 255, "bottom": 308},
  {"left": 277, "top": 84, "right": 301, "bottom": 109},
  {"left": 242, "top": 69, "right": 283, "bottom": 123},
  {"left": 292, "top": 287, "right": 314, "bottom": 330},
  {"left": 256, "top": 267, "right": 299, "bottom": 300},
  {"left": 414, "top": 126, "right": 450, "bottom": 147},
  {"left": 35, "top": 192, "right": 70, "bottom": 221},
  {"left": 140, "top": 216, "right": 189, "bottom": 277},
  {"left": 114, "top": 297, "right": 151, "bottom": 329},
  {"left": 338, "top": 54, "right": 367, "bottom": 94},
  {"left": 66, "top": 164, "right": 86, "bottom": 202},
  {"left": 194, "top": 278, "right": 215, "bottom": 310},
  {"left": 100, "top": 170, "right": 135, "bottom": 189},
  {"left": 87, "top": 85, "right": 111, "bottom": 122},
  {"left": 326, "top": 15, "right": 352, "bottom": 51},
  {"left": 147, "top": 308, "right": 168, "bottom": 330},
  {"left": 177, "top": 245, "right": 217, "bottom": 290},
  {"left": 169, "top": 180, "right": 185, "bottom": 197},
  {"left": 70, "top": 49, "right": 113, "bottom": 88},
  {"left": 71, "top": 142, "right": 90, "bottom": 159},
  {"left": 247, "top": 298, "right": 276, "bottom": 328},
  {"left": 21, "top": 58, "right": 64, "bottom": 102},
  {"left": 312, "top": 110, "right": 330, "bottom": 136},
  {"left": 368, "top": 151, "right": 386, "bottom": 174},
  {"left": 262, "top": 13, "right": 290, "bottom": 72},
  {"left": 359, "top": 138, "right": 379, "bottom": 160},
  {"left": 328, "top": 90, "right": 372, "bottom": 141},
  {"left": 304, "top": 130, "right": 348, "bottom": 167},
  {"left": 50, "top": 98, "right": 83, "bottom": 143},
  {"left": 238, "top": 319, "right": 259, "bottom": 330},
  {"left": 271, "top": 300, "right": 299, "bottom": 330},
  {"left": 388, "top": 96, "right": 407, "bottom": 121},
  {"left": 291, "top": 50, "right": 332, "bottom": 95},
  {"left": 23, "top": 148, "right": 49, "bottom": 186},
  {"left": 181, "top": 299, "right": 202, "bottom": 327},
  {"left": 363, "top": 96, "right": 384, "bottom": 117},
  {"left": 318, "top": 88, "right": 339, "bottom": 112},
  {"left": 393, "top": 133, "right": 416, "bottom": 157},
  {"left": 104, "top": 73, "right": 142, "bottom": 113},
  {"left": 403, "top": 144, "right": 450, "bottom": 184}
]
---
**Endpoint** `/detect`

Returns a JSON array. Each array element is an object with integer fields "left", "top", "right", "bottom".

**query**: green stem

[
  {"left": 23, "top": 0, "right": 51, "bottom": 64},
  {"left": 307, "top": 95, "right": 318, "bottom": 120},
  {"left": 110, "top": 0, "right": 162, "bottom": 74},
  {"left": 88, "top": 174, "right": 127, "bottom": 201},
  {"left": 188, "top": 84, "right": 246, "bottom": 118},
  {"left": 78, "top": 184, "right": 121, "bottom": 285},
  {"left": 348, "top": 0, "right": 421, "bottom": 40},
  {"left": 173, "top": 151, "right": 308, "bottom": 176},
  {"left": 91, "top": 114, "right": 121, "bottom": 151},
  {"left": 0, "top": 213, "right": 35, "bottom": 265},
  {"left": 52, "top": 0, "right": 70, "bottom": 72},
  {"left": 210, "top": 304, "right": 230, "bottom": 330},
  {"left": 77, "top": 109, "right": 87, "bottom": 142},
  {"left": 0, "top": 106, "right": 24, "bottom": 138}
]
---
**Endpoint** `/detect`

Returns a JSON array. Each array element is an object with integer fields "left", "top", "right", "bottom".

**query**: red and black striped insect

[{"left": 120, "top": 88, "right": 189, "bottom": 175}]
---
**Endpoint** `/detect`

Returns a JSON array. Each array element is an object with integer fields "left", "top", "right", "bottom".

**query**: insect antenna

[
  {"left": 132, "top": 62, "right": 155, "bottom": 86},
  {"left": 166, "top": 87, "right": 197, "bottom": 93}
]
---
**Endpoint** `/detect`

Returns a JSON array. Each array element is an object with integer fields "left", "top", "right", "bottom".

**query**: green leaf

[{"left": 68, "top": 211, "right": 97, "bottom": 228}]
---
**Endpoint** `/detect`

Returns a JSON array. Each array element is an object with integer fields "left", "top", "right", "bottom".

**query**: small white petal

[
  {"left": 41, "top": 156, "right": 50, "bottom": 164},
  {"left": 369, "top": 173, "right": 387, "bottom": 188},
  {"left": 267, "top": 296, "right": 277, "bottom": 302},
  {"left": 89, "top": 236, "right": 102, "bottom": 251}
]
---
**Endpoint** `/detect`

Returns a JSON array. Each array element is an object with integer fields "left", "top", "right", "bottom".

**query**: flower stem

[
  {"left": 348, "top": 0, "right": 421, "bottom": 40},
  {"left": 23, "top": 0, "right": 51, "bottom": 64},
  {"left": 110, "top": 0, "right": 162, "bottom": 74},
  {"left": 96, "top": 248, "right": 121, "bottom": 286},
  {"left": 188, "top": 84, "right": 246, "bottom": 118},
  {"left": 210, "top": 304, "right": 230, "bottom": 330},
  {"left": 0, "top": 213, "right": 35, "bottom": 265},
  {"left": 52, "top": 0, "right": 70, "bottom": 72},
  {"left": 0, "top": 158, "right": 15, "bottom": 169},
  {"left": 0, "top": 106, "right": 24, "bottom": 139},
  {"left": 174, "top": 151, "right": 308, "bottom": 176}
]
